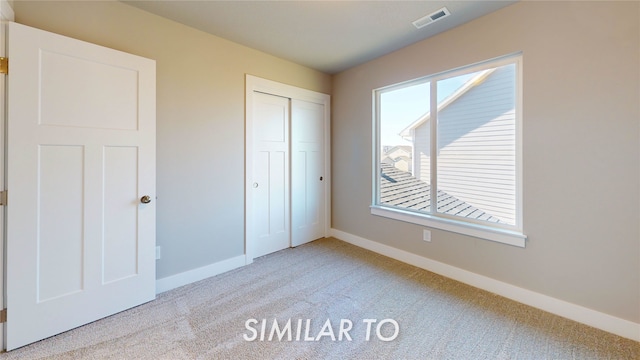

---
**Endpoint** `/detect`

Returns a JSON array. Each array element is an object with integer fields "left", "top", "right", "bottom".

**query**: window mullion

[
  {"left": 373, "top": 90, "right": 381, "bottom": 206},
  {"left": 429, "top": 80, "right": 438, "bottom": 215}
]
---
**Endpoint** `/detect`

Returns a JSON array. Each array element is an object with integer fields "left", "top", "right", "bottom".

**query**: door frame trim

[
  {"left": 0, "top": 1, "right": 15, "bottom": 351},
  {"left": 245, "top": 75, "right": 331, "bottom": 263}
]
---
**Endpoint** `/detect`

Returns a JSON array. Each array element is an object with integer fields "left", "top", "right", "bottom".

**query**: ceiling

[{"left": 122, "top": 1, "right": 518, "bottom": 74}]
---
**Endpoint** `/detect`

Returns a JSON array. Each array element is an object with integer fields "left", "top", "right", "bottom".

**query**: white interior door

[
  {"left": 5, "top": 22, "right": 156, "bottom": 350},
  {"left": 0, "top": 3, "right": 14, "bottom": 351},
  {"left": 251, "top": 92, "right": 290, "bottom": 258},
  {"left": 291, "top": 99, "right": 326, "bottom": 246}
]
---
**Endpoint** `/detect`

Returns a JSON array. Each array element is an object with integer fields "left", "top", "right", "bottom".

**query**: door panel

[
  {"left": 38, "top": 145, "right": 84, "bottom": 302},
  {"left": 6, "top": 22, "right": 156, "bottom": 350},
  {"left": 268, "top": 151, "right": 288, "bottom": 235},
  {"left": 291, "top": 99, "right": 326, "bottom": 246},
  {"left": 103, "top": 146, "right": 139, "bottom": 284},
  {"left": 39, "top": 50, "right": 139, "bottom": 130},
  {"left": 254, "top": 151, "right": 271, "bottom": 237},
  {"left": 252, "top": 92, "right": 290, "bottom": 258}
]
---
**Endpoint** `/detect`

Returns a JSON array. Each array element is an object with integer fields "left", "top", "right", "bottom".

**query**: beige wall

[
  {"left": 332, "top": 1, "right": 640, "bottom": 323},
  {"left": 12, "top": 0, "right": 331, "bottom": 279}
]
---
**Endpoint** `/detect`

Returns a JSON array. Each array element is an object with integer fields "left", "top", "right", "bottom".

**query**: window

[{"left": 372, "top": 53, "right": 525, "bottom": 247}]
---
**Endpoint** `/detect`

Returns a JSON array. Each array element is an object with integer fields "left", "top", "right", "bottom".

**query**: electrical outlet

[
  {"left": 423, "top": 229, "right": 431, "bottom": 242},
  {"left": 156, "top": 246, "right": 161, "bottom": 260}
]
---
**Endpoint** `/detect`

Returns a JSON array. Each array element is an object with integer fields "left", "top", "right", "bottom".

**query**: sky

[
  {"left": 379, "top": 73, "right": 476, "bottom": 147},
  {"left": 380, "top": 82, "right": 429, "bottom": 146}
]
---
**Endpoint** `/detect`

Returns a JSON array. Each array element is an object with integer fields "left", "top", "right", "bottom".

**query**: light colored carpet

[{"left": 2, "top": 238, "right": 639, "bottom": 359}]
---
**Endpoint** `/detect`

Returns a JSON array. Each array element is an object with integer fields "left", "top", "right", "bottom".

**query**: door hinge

[
  {"left": 0, "top": 309, "right": 6, "bottom": 323},
  {"left": 0, "top": 57, "right": 7, "bottom": 74},
  {"left": 0, "top": 190, "right": 6, "bottom": 206}
]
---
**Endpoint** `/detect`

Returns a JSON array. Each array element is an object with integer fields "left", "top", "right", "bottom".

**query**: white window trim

[
  {"left": 372, "top": 53, "right": 526, "bottom": 248},
  {"left": 370, "top": 206, "right": 526, "bottom": 247}
]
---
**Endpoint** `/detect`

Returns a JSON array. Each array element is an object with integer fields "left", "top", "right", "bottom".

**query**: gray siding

[{"left": 414, "top": 124, "right": 430, "bottom": 182}]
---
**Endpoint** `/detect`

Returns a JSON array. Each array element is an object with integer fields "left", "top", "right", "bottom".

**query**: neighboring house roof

[
  {"left": 379, "top": 163, "right": 501, "bottom": 223},
  {"left": 383, "top": 145, "right": 412, "bottom": 154},
  {"left": 381, "top": 145, "right": 413, "bottom": 172},
  {"left": 399, "top": 68, "right": 496, "bottom": 139}
]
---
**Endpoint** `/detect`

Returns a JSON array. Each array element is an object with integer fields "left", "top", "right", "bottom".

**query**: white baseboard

[
  {"left": 156, "top": 254, "right": 247, "bottom": 294},
  {"left": 330, "top": 228, "right": 640, "bottom": 342}
]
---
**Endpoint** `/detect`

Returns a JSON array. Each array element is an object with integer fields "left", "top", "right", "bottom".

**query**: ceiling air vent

[{"left": 412, "top": 7, "right": 451, "bottom": 29}]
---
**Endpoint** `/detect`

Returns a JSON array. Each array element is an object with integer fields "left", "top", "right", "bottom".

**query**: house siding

[
  {"left": 415, "top": 65, "right": 516, "bottom": 224},
  {"left": 414, "top": 123, "right": 430, "bottom": 182}
]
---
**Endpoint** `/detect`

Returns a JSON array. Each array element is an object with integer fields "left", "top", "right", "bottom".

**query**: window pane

[
  {"left": 436, "top": 64, "right": 516, "bottom": 225},
  {"left": 379, "top": 82, "right": 430, "bottom": 212}
]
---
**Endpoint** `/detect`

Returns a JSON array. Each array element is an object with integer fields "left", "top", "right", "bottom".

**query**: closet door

[
  {"left": 250, "top": 92, "right": 290, "bottom": 258},
  {"left": 291, "top": 99, "right": 325, "bottom": 246},
  {"left": 245, "top": 75, "right": 329, "bottom": 261}
]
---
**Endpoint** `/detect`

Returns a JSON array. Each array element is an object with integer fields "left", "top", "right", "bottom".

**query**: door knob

[
  {"left": 253, "top": 182, "right": 259, "bottom": 188},
  {"left": 140, "top": 195, "right": 152, "bottom": 204}
]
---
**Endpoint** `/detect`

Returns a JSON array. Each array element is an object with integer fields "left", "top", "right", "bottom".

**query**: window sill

[{"left": 370, "top": 206, "right": 526, "bottom": 248}]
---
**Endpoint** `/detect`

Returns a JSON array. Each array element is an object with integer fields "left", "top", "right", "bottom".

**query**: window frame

[{"left": 371, "top": 53, "right": 526, "bottom": 247}]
